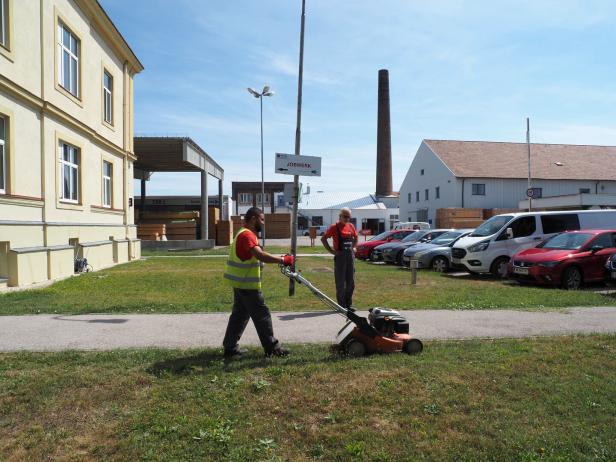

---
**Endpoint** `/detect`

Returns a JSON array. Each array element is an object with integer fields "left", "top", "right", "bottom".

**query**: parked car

[
  {"left": 301, "top": 225, "right": 328, "bottom": 236},
  {"left": 452, "top": 210, "right": 616, "bottom": 278},
  {"left": 403, "top": 230, "right": 474, "bottom": 272},
  {"left": 355, "top": 229, "right": 416, "bottom": 260},
  {"left": 392, "top": 221, "right": 430, "bottom": 231},
  {"left": 606, "top": 253, "right": 616, "bottom": 286},
  {"left": 508, "top": 230, "right": 616, "bottom": 290},
  {"left": 374, "top": 229, "right": 451, "bottom": 265}
]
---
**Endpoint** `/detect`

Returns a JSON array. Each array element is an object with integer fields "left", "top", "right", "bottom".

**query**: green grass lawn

[
  {"left": 1, "top": 335, "right": 615, "bottom": 461},
  {"left": 142, "top": 245, "right": 327, "bottom": 256},
  {"left": 1, "top": 257, "right": 614, "bottom": 315}
]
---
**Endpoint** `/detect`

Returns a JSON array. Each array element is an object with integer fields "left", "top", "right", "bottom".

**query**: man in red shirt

[
  {"left": 321, "top": 207, "right": 358, "bottom": 310},
  {"left": 223, "top": 207, "right": 294, "bottom": 359}
]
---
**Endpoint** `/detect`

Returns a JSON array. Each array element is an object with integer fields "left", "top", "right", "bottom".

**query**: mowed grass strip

[
  {"left": 1, "top": 336, "right": 615, "bottom": 461},
  {"left": 142, "top": 245, "right": 327, "bottom": 257},
  {"left": 1, "top": 257, "right": 614, "bottom": 315}
]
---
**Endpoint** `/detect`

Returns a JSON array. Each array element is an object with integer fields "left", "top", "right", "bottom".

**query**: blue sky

[{"left": 100, "top": 0, "right": 616, "bottom": 197}]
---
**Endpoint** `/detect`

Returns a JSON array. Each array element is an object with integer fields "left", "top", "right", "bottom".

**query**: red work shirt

[
  {"left": 235, "top": 229, "right": 259, "bottom": 261},
  {"left": 324, "top": 223, "right": 357, "bottom": 251}
]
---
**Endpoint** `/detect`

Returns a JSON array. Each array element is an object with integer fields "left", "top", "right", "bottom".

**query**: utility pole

[
  {"left": 289, "top": 0, "right": 306, "bottom": 296},
  {"left": 527, "top": 117, "right": 532, "bottom": 212}
]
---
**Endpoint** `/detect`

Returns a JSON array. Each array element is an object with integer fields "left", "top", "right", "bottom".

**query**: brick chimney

[{"left": 376, "top": 69, "right": 393, "bottom": 197}]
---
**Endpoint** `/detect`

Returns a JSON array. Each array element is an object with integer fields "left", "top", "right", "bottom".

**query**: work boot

[
  {"left": 265, "top": 347, "right": 289, "bottom": 358},
  {"left": 223, "top": 348, "right": 246, "bottom": 360}
]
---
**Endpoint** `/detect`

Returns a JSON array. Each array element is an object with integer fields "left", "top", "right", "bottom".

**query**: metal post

[
  {"left": 289, "top": 0, "right": 306, "bottom": 296},
  {"left": 201, "top": 170, "right": 208, "bottom": 240},
  {"left": 260, "top": 95, "right": 266, "bottom": 247},
  {"left": 218, "top": 178, "right": 224, "bottom": 220},
  {"left": 527, "top": 117, "right": 532, "bottom": 212},
  {"left": 140, "top": 177, "right": 146, "bottom": 213}
]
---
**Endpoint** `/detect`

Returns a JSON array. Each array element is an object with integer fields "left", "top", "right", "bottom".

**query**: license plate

[
  {"left": 513, "top": 267, "right": 529, "bottom": 275},
  {"left": 612, "top": 271, "right": 616, "bottom": 279}
]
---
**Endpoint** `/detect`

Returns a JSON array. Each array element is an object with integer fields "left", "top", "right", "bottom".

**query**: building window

[
  {"left": 312, "top": 216, "right": 323, "bottom": 226},
  {"left": 407, "top": 192, "right": 411, "bottom": 203},
  {"left": 103, "top": 71, "right": 113, "bottom": 125},
  {"left": 416, "top": 191, "right": 419, "bottom": 202},
  {"left": 60, "top": 142, "right": 80, "bottom": 203},
  {"left": 579, "top": 188, "right": 590, "bottom": 194},
  {"left": 256, "top": 193, "right": 270, "bottom": 205},
  {"left": 58, "top": 22, "right": 80, "bottom": 97},
  {"left": 0, "top": 115, "right": 5, "bottom": 194},
  {"left": 425, "top": 189, "right": 429, "bottom": 200},
  {"left": 0, "top": 0, "right": 8, "bottom": 49},
  {"left": 238, "top": 193, "right": 252, "bottom": 204},
  {"left": 472, "top": 183, "right": 485, "bottom": 196},
  {"left": 103, "top": 161, "right": 112, "bottom": 207},
  {"left": 435, "top": 186, "right": 440, "bottom": 199},
  {"left": 420, "top": 169, "right": 424, "bottom": 175}
]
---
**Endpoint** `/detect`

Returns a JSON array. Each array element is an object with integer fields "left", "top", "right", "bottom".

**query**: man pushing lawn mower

[{"left": 222, "top": 207, "right": 294, "bottom": 359}]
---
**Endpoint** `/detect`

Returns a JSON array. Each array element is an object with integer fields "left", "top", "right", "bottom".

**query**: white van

[
  {"left": 393, "top": 221, "right": 431, "bottom": 231},
  {"left": 451, "top": 210, "right": 616, "bottom": 277}
]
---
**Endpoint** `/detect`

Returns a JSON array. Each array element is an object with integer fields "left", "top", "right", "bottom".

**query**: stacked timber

[
  {"left": 137, "top": 224, "right": 166, "bottom": 241},
  {"left": 166, "top": 221, "right": 197, "bottom": 240},
  {"left": 216, "top": 220, "right": 233, "bottom": 246},
  {"left": 436, "top": 208, "right": 484, "bottom": 229},
  {"left": 208, "top": 206, "right": 220, "bottom": 240},
  {"left": 230, "top": 213, "right": 291, "bottom": 238}
]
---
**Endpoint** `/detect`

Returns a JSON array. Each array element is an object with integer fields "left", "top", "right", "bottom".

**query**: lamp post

[{"left": 247, "top": 85, "right": 274, "bottom": 247}]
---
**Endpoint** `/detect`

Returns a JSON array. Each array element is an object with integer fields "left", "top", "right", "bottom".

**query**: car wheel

[
  {"left": 490, "top": 257, "right": 510, "bottom": 279},
  {"left": 396, "top": 251, "right": 404, "bottom": 266},
  {"left": 562, "top": 266, "right": 583, "bottom": 290},
  {"left": 368, "top": 249, "right": 374, "bottom": 261},
  {"left": 431, "top": 256, "right": 449, "bottom": 273}
]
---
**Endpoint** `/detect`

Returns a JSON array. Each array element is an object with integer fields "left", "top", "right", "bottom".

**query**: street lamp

[{"left": 247, "top": 85, "right": 274, "bottom": 247}]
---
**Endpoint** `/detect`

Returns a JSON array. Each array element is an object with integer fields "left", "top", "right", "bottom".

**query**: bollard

[{"left": 410, "top": 259, "right": 418, "bottom": 285}]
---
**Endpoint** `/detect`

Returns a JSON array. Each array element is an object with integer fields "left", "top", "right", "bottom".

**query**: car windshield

[
  {"left": 369, "top": 231, "right": 391, "bottom": 241},
  {"left": 401, "top": 230, "right": 428, "bottom": 243},
  {"left": 470, "top": 215, "right": 513, "bottom": 237},
  {"left": 539, "top": 233, "right": 593, "bottom": 250},
  {"left": 430, "top": 231, "right": 463, "bottom": 246}
]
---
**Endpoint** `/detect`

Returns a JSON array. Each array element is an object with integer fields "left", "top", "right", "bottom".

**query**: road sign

[
  {"left": 275, "top": 153, "right": 321, "bottom": 177},
  {"left": 526, "top": 187, "right": 541, "bottom": 199},
  {"left": 526, "top": 188, "right": 534, "bottom": 198}
]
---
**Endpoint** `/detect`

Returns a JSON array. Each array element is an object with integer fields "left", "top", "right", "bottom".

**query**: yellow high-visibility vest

[{"left": 223, "top": 228, "right": 261, "bottom": 290}]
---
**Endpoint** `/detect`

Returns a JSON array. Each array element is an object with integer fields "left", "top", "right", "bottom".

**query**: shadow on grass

[{"left": 147, "top": 347, "right": 346, "bottom": 376}]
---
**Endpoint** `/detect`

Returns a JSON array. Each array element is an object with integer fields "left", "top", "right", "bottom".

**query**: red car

[
  {"left": 508, "top": 229, "right": 616, "bottom": 290},
  {"left": 355, "top": 229, "right": 416, "bottom": 260}
]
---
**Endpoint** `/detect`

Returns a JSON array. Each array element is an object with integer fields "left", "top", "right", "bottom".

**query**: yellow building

[{"left": 0, "top": 0, "right": 143, "bottom": 289}]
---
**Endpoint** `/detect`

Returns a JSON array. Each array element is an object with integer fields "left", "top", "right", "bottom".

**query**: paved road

[{"left": 1, "top": 307, "right": 615, "bottom": 352}]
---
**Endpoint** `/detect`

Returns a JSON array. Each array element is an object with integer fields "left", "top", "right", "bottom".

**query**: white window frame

[
  {"left": 103, "top": 71, "right": 113, "bottom": 125},
  {"left": 239, "top": 193, "right": 252, "bottom": 204},
  {"left": 0, "top": 115, "right": 5, "bottom": 194},
  {"left": 103, "top": 160, "right": 112, "bottom": 208},
  {"left": 60, "top": 142, "right": 79, "bottom": 203},
  {"left": 256, "top": 192, "right": 270, "bottom": 205},
  {"left": 58, "top": 22, "right": 80, "bottom": 97},
  {"left": 0, "top": 0, "right": 7, "bottom": 49}
]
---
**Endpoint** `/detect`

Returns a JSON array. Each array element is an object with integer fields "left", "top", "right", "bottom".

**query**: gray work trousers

[
  {"left": 223, "top": 288, "right": 280, "bottom": 354},
  {"left": 334, "top": 251, "right": 355, "bottom": 308}
]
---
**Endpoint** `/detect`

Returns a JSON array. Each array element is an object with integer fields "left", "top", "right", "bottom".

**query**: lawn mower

[{"left": 280, "top": 264, "right": 423, "bottom": 357}]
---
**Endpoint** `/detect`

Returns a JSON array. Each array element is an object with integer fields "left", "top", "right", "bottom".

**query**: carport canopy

[{"left": 133, "top": 137, "right": 224, "bottom": 241}]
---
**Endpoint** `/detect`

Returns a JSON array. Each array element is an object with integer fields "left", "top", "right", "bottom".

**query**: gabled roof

[{"left": 424, "top": 140, "right": 616, "bottom": 181}]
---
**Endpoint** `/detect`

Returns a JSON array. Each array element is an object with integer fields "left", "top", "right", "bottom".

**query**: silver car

[{"left": 403, "top": 230, "right": 474, "bottom": 272}]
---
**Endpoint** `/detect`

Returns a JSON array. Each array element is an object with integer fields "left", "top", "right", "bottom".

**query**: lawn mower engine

[{"left": 369, "top": 308, "right": 410, "bottom": 337}]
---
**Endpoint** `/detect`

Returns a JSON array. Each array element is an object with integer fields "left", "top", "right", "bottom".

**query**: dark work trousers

[
  {"left": 223, "top": 288, "right": 280, "bottom": 354},
  {"left": 334, "top": 250, "right": 355, "bottom": 308}
]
